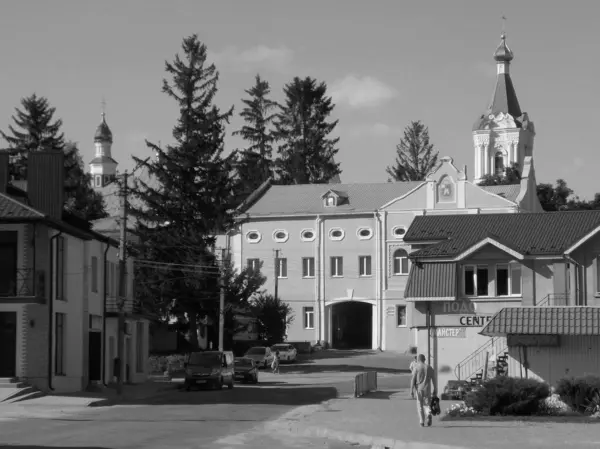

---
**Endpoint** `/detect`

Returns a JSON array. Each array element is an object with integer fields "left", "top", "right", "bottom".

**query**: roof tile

[
  {"left": 405, "top": 263, "right": 456, "bottom": 301},
  {"left": 0, "top": 192, "right": 44, "bottom": 220},
  {"left": 404, "top": 211, "right": 600, "bottom": 258},
  {"left": 481, "top": 307, "right": 600, "bottom": 336}
]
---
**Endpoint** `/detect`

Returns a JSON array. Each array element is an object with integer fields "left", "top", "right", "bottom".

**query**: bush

[
  {"left": 465, "top": 376, "right": 551, "bottom": 416},
  {"left": 556, "top": 375, "right": 600, "bottom": 415}
]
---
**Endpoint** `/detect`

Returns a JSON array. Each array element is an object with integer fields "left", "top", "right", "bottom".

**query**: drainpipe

[
  {"left": 319, "top": 217, "right": 326, "bottom": 345},
  {"left": 315, "top": 215, "right": 322, "bottom": 344},
  {"left": 102, "top": 242, "right": 110, "bottom": 386},
  {"left": 426, "top": 302, "right": 432, "bottom": 366},
  {"left": 47, "top": 230, "right": 63, "bottom": 391},
  {"left": 374, "top": 211, "right": 382, "bottom": 351}
]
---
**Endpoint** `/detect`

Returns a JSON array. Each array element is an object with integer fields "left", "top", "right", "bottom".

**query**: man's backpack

[{"left": 430, "top": 396, "right": 441, "bottom": 416}]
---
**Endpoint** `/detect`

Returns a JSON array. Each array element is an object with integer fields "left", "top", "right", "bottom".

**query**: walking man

[{"left": 410, "top": 354, "right": 437, "bottom": 427}]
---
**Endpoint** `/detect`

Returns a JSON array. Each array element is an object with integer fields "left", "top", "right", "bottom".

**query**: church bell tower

[
  {"left": 89, "top": 106, "right": 118, "bottom": 189},
  {"left": 472, "top": 33, "right": 535, "bottom": 183}
]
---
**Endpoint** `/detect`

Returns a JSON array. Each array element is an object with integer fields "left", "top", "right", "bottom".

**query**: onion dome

[
  {"left": 94, "top": 112, "right": 113, "bottom": 143},
  {"left": 494, "top": 32, "right": 514, "bottom": 63}
]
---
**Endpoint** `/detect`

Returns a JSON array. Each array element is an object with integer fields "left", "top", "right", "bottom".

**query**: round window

[
  {"left": 394, "top": 227, "right": 406, "bottom": 236},
  {"left": 302, "top": 231, "right": 314, "bottom": 240},
  {"left": 359, "top": 229, "right": 371, "bottom": 237},
  {"left": 275, "top": 231, "right": 287, "bottom": 240},
  {"left": 331, "top": 230, "right": 343, "bottom": 238},
  {"left": 248, "top": 232, "right": 259, "bottom": 240}
]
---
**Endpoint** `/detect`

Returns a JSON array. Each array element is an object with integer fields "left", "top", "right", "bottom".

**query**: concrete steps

[{"left": 0, "top": 378, "right": 43, "bottom": 403}]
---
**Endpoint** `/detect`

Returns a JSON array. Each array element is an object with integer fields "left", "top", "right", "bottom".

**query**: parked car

[
  {"left": 184, "top": 351, "right": 235, "bottom": 391},
  {"left": 244, "top": 346, "right": 274, "bottom": 369},
  {"left": 271, "top": 343, "right": 297, "bottom": 362},
  {"left": 234, "top": 357, "right": 259, "bottom": 383}
]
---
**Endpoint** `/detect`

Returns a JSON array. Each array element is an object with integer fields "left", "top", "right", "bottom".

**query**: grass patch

[{"left": 441, "top": 412, "right": 600, "bottom": 424}]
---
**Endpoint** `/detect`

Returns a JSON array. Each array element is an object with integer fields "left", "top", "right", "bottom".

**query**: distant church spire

[{"left": 89, "top": 98, "right": 118, "bottom": 189}]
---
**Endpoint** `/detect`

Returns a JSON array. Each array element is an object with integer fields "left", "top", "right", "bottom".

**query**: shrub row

[{"left": 463, "top": 374, "right": 600, "bottom": 417}]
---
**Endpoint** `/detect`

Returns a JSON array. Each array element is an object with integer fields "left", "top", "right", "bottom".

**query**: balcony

[
  {"left": 106, "top": 296, "right": 143, "bottom": 315},
  {"left": 0, "top": 268, "right": 45, "bottom": 300}
]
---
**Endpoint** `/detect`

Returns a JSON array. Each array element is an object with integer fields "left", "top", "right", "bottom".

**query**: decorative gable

[{"left": 321, "top": 189, "right": 348, "bottom": 207}]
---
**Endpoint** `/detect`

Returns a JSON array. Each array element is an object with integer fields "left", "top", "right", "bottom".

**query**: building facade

[
  {"left": 231, "top": 33, "right": 543, "bottom": 352},
  {"left": 0, "top": 151, "right": 148, "bottom": 394}
]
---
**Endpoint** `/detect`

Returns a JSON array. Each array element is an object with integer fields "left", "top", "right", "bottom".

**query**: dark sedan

[{"left": 234, "top": 357, "right": 259, "bottom": 384}]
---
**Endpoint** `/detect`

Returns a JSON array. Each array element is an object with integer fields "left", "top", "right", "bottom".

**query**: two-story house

[
  {"left": 0, "top": 150, "right": 148, "bottom": 395},
  {"left": 403, "top": 211, "right": 600, "bottom": 390},
  {"left": 229, "top": 33, "right": 542, "bottom": 352}
]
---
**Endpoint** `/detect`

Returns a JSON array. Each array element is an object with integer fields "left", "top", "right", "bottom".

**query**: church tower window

[{"left": 494, "top": 152, "right": 504, "bottom": 176}]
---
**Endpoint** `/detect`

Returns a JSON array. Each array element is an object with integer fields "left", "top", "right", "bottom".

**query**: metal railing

[
  {"left": 454, "top": 336, "right": 507, "bottom": 381},
  {"left": 0, "top": 268, "right": 41, "bottom": 298},
  {"left": 537, "top": 293, "right": 570, "bottom": 307},
  {"left": 106, "top": 296, "right": 143, "bottom": 314}
]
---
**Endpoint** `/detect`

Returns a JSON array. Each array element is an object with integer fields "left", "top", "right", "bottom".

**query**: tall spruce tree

[
  {"left": 386, "top": 120, "right": 439, "bottom": 182},
  {"left": 1, "top": 94, "right": 107, "bottom": 220},
  {"left": 1, "top": 94, "right": 65, "bottom": 179},
  {"left": 274, "top": 77, "right": 341, "bottom": 184},
  {"left": 129, "top": 35, "right": 260, "bottom": 348},
  {"left": 232, "top": 74, "right": 279, "bottom": 202}
]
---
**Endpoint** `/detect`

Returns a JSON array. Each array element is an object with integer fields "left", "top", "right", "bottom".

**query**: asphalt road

[{"left": 0, "top": 377, "right": 381, "bottom": 449}]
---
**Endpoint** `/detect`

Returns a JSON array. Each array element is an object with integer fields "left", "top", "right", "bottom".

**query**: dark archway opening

[{"left": 331, "top": 301, "right": 372, "bottom": 349}]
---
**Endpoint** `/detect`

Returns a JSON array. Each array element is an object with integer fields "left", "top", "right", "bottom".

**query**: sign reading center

[{"left": 459, "top": 315, "right": 494, "bottom": 326}]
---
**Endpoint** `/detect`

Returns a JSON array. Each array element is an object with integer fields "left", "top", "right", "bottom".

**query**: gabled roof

[
  {"left": 321, "top": 189, "right": 348, "bottom": 199},
  {"left": 244, "top": 181, "right": 424, "bottom": 216},
  {"left": 405, "top": 211, "right": 600, "bottom": 259},
  {"left": 0, "top": 192, "right": 44, "bottom": 220},
  {"left": 480, "top": 307, "right": 600, "bottom": 337}
]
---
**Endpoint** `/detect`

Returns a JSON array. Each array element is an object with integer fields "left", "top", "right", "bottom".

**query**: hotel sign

[{"left": 436, "top": 328, "right": 466, "bottom": 338}]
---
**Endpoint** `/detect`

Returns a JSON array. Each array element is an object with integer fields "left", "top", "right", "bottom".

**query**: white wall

[{"left": 104, "top": 317, "right": 149, "bottom": 384}]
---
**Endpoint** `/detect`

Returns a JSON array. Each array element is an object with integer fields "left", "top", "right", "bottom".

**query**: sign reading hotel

[{"left": 436, "top": 328, "right": 466, "bottom": 338}]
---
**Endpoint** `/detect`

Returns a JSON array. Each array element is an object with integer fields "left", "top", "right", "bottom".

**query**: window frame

[
  {"left": 359, "top": 255, "right": 372, "bottom": 277},
  {"left": 245, "top": 230, "right": 262, "bottom": 244},
  {"left": 392, "top": 225, "right": 407, "bottom": 239},
  {"left": 277, "top": 258, "right": 288, "bottom": 279},
  {"left": 303, "top": 306, "right": 315, "bottom": 329},
  {"left": 301, "top": 229, "right": 316, "bottom": 242},
  {"left": 324, "top": 196, "right": 336, "bottom": 207},
  {"left": 329, "top": 228, "right": 345, "bottom": 241},
  {"left": 273, "top": 229, "right": 289, "bottom": 243},
  {"left": 302, "top": 257, "right": 315, "bottom": 278},
  {"left": 56, "top": 235, "right": 66, "bottom": 301},
  {"left": 392, "top": 249, "right": 410, "bottom": 276},
  {"left": 330, "top": 256, "right": 344, "bottom": 278},
  {"left": 396, "top": 305, "right": 407, "bottom": 327},
  {"left": 495, "top": 262, "right": 522, "bottom": 297},
  {"left": 247, "top": 258, "right": 260, "bottom": 271},
  {"left": 357, "top": 227, "right": 373, "bottom": 240},
  {"left": 463, "top": 264, "right": 490, "bottom": 298}
]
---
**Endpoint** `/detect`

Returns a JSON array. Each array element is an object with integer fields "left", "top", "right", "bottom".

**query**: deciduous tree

[{"left": 249, "top": 293, "right": 294, "bottom": 345}]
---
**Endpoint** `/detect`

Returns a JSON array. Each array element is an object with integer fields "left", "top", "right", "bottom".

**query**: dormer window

[
  {"left": 325, "top": 196, "right": 336, "bottom": 207},
  {"left": 321, "top": 189, "right": 348, "bottom": 207}
]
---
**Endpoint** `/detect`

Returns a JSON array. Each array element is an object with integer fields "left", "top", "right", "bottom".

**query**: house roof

[
  {"left": 0, "top": 192, "right": 44, "bottom": 220},
  {"left": 480, "top": 307, "right": 600, "bottom": 337},
  {"left": 480, "top": 185, "right": 521, "bottom": 203},
  {"left": 404, "top": 211, "right": 600, "bottom": 259},
  {"left": 244, "top": 181, "right": 424, "bottom": 216},
  {"left": 404, "top": 263, "right": 456, "bottom": 301}
]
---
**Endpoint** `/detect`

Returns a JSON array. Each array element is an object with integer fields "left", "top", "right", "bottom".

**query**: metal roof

[
  {"left": 480, "top": 307, "right": 600, "bottom": 337},
  {"left": 480, "top": 184, "right": 521, "bottom": 203},
  {"left": 244, "top": 181, "right": 424, "bottom": 216},
  {"left": 405, "top": 211, "right": 600, "bottom": 259},
  {"left": 404, "top": 263, "right": 456, "bottom": 302},
  {"left": 0, "top": 192, "right": 44, "bottom": 220}
]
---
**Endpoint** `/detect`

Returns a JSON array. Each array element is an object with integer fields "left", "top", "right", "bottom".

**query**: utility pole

[
  {"left": 116, "top": 170, "right": 128, "bottom": 396},
  {"left": 218, "top": 247, "right": 226, "bottom": 352},
  {"left": 274, "top": 249, "right": 280, "bottom": 302}
]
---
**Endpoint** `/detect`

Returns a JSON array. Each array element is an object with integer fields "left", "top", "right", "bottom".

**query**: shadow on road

[
  {"left": 106, "top": 384, "right": 344, "bottom": 407},
  {"left": 359, "top": 390, "right": 401, "bottom": 400},
  {"left": 280, "top": 364, "right": 409, "bottom": 375}
]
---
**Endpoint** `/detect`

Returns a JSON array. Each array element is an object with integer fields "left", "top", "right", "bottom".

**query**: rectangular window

[
  {"left": 136, "top": 322, "right": 144, "bottom": 373},
  {"left": 277, "top": 258, "right": 288, "bottom": 278},
  {"left": 476, "top": 266, "right": 489, "bottom": 296},
  {"left": 302, "top": 257, "right": 315, "bottom": 278},
  {"left": 303, "top": 307, "right": 314, "bottom": 329},
  {"left": 247, "top": 258, "right": 260, "bottom": 271},
  {"left": 110, "top": 262, "right": 116, "bottom": 297},
  {"left": 397, "top": 305, "right": 407, "bottom": 327},
  {"left": 56, "top": 236, "right": 66, "bottom": 301},
  {"left": 464, "top": 266, "right": 475, "bottom": 296},
  {"left": 91, "top": 256, "right": 98, "bottom": 293},
  {"left": 55, "top": 312, "right": 66, "bottom": 375},
  {"left": 330, "top": 257, "right": 343, "bottom": 277},
  {"left": 359, "top": 256, "right": 372, "bottom": 277},
  {"left": 392, "top": 250, "right": 410, "bottom": 275},
  {"left": 496, "top": 264, "right": 509, "bottom": 296},
  {"left": 0, "top": 232, "right": 18, "bottom": 296}
]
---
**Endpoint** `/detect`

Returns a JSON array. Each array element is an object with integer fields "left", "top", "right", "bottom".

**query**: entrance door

[
  {"left": 0, "top": 312, "right": 17, "bottom": 377},
  {"left": 331, "top": 302, "right": 373, "bottom": 349},
  {"left": 88, "top": 331, "right": 102, "bottom": 382}
]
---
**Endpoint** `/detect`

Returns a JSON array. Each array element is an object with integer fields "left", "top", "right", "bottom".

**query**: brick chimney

[
  {"left": 28, "top": 151, "right": 64, "bottom": 219},
  {"left": 0, "top": 152, "right": 9, "bottom": 193}
]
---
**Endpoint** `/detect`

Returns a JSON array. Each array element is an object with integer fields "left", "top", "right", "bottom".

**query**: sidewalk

[{"left": 265, "top": 389, "right": 600, "bottom": 449}]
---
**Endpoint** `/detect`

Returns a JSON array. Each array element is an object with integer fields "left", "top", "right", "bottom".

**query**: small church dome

[
  {"left": 494, "top": 32, "right": 514, "bottom": 62},
  {"left": 94, "top": 113, "right": 113, "bottom": 143}
]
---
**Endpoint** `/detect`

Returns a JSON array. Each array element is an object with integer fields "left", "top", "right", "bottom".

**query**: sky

[{"left": 0, "top": 0, "right": 599, "bottom": 199}]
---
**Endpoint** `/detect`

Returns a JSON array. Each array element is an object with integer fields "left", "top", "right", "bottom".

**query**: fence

[{"left": 354, "top": 371, "right": 377, "bottom": 398}]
